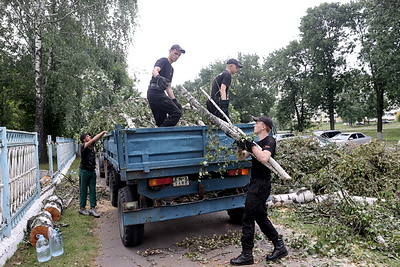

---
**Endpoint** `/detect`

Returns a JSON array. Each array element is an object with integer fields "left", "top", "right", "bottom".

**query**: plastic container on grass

[
  {"left": 49, "top": 228, "right": 64, "bottom": 257},
  {"left": 36, "top": 234, "right": 51, "bottom": 262}
]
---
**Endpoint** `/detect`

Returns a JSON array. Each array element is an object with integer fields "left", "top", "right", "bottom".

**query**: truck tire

[
  {"left": 109, "top": 168, "right": 122, "bottom": 207},
  {"left": 227, "top": 208, "right": 244, "bottom": 224},
  {"left": 118, "top": 186, "right": 144, "bottom": 247}
]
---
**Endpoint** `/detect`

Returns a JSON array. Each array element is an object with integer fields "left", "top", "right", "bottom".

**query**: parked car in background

[
  {"left": 313, "top": 130, "right": 341, "bottom": 139},
  {"left": 300, "top": 135, "right": 334, "bottom": 147},
  {"left": 274, "top": 133, "right": 295, "bottom": 141},
  {"left": 330, "top": 132, "right": 372, "bottom": 145},
  {"left": 382, "top": 120, "right": 392, "bottom": 124}
]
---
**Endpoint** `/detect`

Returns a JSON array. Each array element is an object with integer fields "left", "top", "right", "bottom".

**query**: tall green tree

[
  {"left": 264, "top": 41, "right": 314, "bottom": 132},
  {"left": 347, "top": 0, "right": 400, "bottom": 140},
  {"left": 336, "top": 69, "right": 375, "bottom": 125},
  {"left": 1, "top": 0, "right": 138, "bottom": 161},
  {"left": 300, "top": 3, "right": 349, "bottom": 130},
  {"left": 232, "top": 54, "right": 276, "bottom": 123}
]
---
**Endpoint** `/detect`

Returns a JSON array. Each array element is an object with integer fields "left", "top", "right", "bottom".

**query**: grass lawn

[{"left": 5, "top": 159, "right": 99, "bottom": 267}]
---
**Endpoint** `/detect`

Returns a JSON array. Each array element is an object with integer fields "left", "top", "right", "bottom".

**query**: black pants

[
  {"left": 241, "top": 178, "right": 279, "bottom": 251},
  {"left": 147, "top": 88, "right": 182, "bottom": 127},
  {"left": 206, "top": 99, "right": 229, "bottom": 122}
]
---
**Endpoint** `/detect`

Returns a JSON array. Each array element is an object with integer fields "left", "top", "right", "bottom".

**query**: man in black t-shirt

[
  {"left": 231, "top": 116, "right": 288, "bottom": 265},
  {"left": 207, "top": 58, "right": 242, "bottom": 122},
  {"left": 147, "top": 44, "right": 185, "bottom": 127},
  {"left": 79, "top": 130, "right": 107, "bottom": 218}
]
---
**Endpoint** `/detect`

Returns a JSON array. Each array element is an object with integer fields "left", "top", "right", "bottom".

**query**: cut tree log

[
  {"left": 267, "top": 188, "right": 315, "bottom": 207},
  {"left": 314, "top": 190, "right": 385, "bottom": 205},
  {"left": 43, "top": 195, "right": 64, "bottom": 222},
  {"left": 177, "top": 85, "right": 291, "bottom": 180},
  {"left": 266, "top": 188, "right": 385, "bottom": 207},
  {"left": 27, "top": 210, "right": 53, "bottom": 247}
]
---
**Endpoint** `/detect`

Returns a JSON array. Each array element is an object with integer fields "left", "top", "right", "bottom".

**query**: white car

[
  {"left": 330, "top": 132, "right": 372, "bottom": 145},
  {"left": 313, "top": 130, "right": 341, "bottom": 138},
  {"left": 274, "top": 133, "right": 295, "bottom": 141}
]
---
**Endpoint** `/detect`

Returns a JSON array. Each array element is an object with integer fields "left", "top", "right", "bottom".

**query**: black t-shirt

[
  {"left": 251, "top": 135, "right": 276, "bottom": 180},
  {"left": 150, "top": 57, "right": 174, "bottom": 84},
  {"left": 209, "top": 70, "right": 232, "bottom": 101},
  {"left": 80, "top": 144, "right": 96, "bottom": 171}
]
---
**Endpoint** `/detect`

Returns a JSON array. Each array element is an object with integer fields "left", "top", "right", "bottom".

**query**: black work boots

[
  {"left": 266, "top": 235, "right": 288, "bottom": 261},
  {"left": 230, "top": 236, "right": 288, "bottom": 265},
  {"left": 230, "top": 250, "right": 254, "bottom": 266}
]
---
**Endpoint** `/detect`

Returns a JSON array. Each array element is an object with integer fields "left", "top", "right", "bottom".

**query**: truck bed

[{"left": 103, "top": 124, "right": 254, "bottom": 181}]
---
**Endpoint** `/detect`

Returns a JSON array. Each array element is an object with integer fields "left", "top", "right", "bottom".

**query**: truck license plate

[{"left": 173, "top": 176, "right": 189, "bottom": 187}]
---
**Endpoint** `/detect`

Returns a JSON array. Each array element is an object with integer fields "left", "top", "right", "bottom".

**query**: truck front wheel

[{"left": 118, "top": 186, "right": 144, "bottom": 247}]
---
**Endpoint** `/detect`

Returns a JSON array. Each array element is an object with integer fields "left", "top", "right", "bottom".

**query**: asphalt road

[
  {"left": 94, "top": 177, "right": 245, "bottom": 267},
  {"left": 93, "top": 177, "right": 357, "bottom": 267}
]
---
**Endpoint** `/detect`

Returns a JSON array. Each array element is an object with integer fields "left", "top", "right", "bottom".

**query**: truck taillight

[
  {"left": 227, "top": 168, "right": 249, "bottom": 176},
  {"left": 148, "top": 177, "right": 173, "bottom": 187}
]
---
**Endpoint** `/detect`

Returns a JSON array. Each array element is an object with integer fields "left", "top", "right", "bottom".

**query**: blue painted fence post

[
  {"left": 35, "top": 132, "right": 40, "bottom": 196},
  {"left": 0, "top": 127, "right": 11, "bottom": 237},
  {"left": 47, "top": 135, "right": 53, "bottom": 179},
  {"left": 56, "top": 137, "right": 60, "bottom": 173}
]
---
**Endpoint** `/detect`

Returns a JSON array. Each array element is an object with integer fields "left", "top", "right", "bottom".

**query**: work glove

[
  {"left": 156, "top": 75, "right": 168, "bottom": 90},
  {"left": 220, "top": 100, "right": 229, "bottom": 117},
  {"left": 235, "top": 139, "right": 255, "bottom": 151},
  {"left": 172, "top": 98, "right": 182, "bottom": 110}
]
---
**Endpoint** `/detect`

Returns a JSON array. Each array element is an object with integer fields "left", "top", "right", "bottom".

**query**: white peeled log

[
  {"left": 266, "top": 189, "right": 386, "bottom": 207},
  {"left": 119, "top": 113, "right": 136, "bottom": 128},
  {"left": 267, "top": 188, "right": 315, "bottom": 207},
  {"left": 314, "top": 190, "right": 385, "bottom": 205},
  {"left": 177, "top": 85, "right": 291, "bottom": 180}
]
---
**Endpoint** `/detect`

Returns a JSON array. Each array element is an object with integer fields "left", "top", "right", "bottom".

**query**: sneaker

[
  {"left": 89, "top": 208, "right": 100, "bottom": 218},
  {"left": 79, "top": 208, "right": 90, "bottom": 215}
]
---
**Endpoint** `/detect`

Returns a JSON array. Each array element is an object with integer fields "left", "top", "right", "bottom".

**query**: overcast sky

[{"left": 128, "top": 0, "right": 351, "bottom": 96}]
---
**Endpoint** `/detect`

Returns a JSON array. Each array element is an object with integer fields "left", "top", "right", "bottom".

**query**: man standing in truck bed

[
  {"left": 147, "top": 44, "right": 185, "bottom": 127},
  {"left": 206, "top": 58, "right": 242, "bottom": 122}
]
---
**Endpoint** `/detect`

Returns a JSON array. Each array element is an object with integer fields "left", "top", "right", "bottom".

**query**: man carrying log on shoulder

[
  {"left": 230, "top": 116, "right": 288, "bottom": 266},
  {"left": 78, "top": 131, "right": 107, "bottom": 218}
]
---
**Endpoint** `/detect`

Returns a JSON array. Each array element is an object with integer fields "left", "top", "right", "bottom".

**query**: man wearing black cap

[
  {"left": 207, "top": 58, "right": 243, "bottom": 122},
  {"left": 78, "top": 130, "right": 107, "bottom": 218},
  {"left": 231, "top": 116, "right": 288, "bottom": 265},
  {"left": 147, "top": 44, "right": 185, "bottom": 127}
]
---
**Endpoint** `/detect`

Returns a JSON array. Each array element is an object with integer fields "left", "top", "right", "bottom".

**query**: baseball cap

[
  {"left": 170, "top": 44, "right": 186, "bottom": 54},
  {"left": 227, "top": 58, "right": 243, "bottom": 68},
  {"left": 252, "top": 116, "right": 273, "bottom": 129},
  {"left": 80, "top": 133, "right": 90, "bottom": 143}
]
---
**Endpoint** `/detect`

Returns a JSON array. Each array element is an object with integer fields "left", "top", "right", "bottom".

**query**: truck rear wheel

[
  {"left": 228, "top": 208, "right": 244, "bottom": 224},
  {"left": 118, "top": 186, "right": 144, "bottom": 247}
]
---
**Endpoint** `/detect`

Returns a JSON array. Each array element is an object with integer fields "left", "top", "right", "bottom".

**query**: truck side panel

[{"left": 104, "top": 124, "right": 254, "bottom": 180}]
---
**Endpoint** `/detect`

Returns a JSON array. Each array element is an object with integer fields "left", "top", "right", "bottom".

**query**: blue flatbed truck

[{"left": 103, "top": 124, "right": 254, "bottom": 246}]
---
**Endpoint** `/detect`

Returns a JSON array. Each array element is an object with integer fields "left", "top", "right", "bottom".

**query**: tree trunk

[
  {"left": 43, "top": 195, "right": 64, "bottom": 222},
  {"left": 177, "top": 85, "right": 291, "bottom": 180},
  {"left": 375, "top": 81, "right": 384, "bottom": 141},
  {"left": 267, "top": 189, "right": 385, "bottom": 207},
  {"left": 27, "top": 211, "right": 53, "bottom": 247},
  {"left": 34, "top": 0, "right": 48, "bottom": 163},
  {"left": 267, "top": 188, "right": 315, "bottom": 207}
]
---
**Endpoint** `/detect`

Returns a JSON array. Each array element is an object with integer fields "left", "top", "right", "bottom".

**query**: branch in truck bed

[{"left": 176, "top": 85, "right": 291, "bottom": 180}]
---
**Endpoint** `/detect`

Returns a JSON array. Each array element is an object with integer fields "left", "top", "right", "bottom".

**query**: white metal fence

[{"left": 0, "top": 127, "right": 76, "bottom": 240}]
